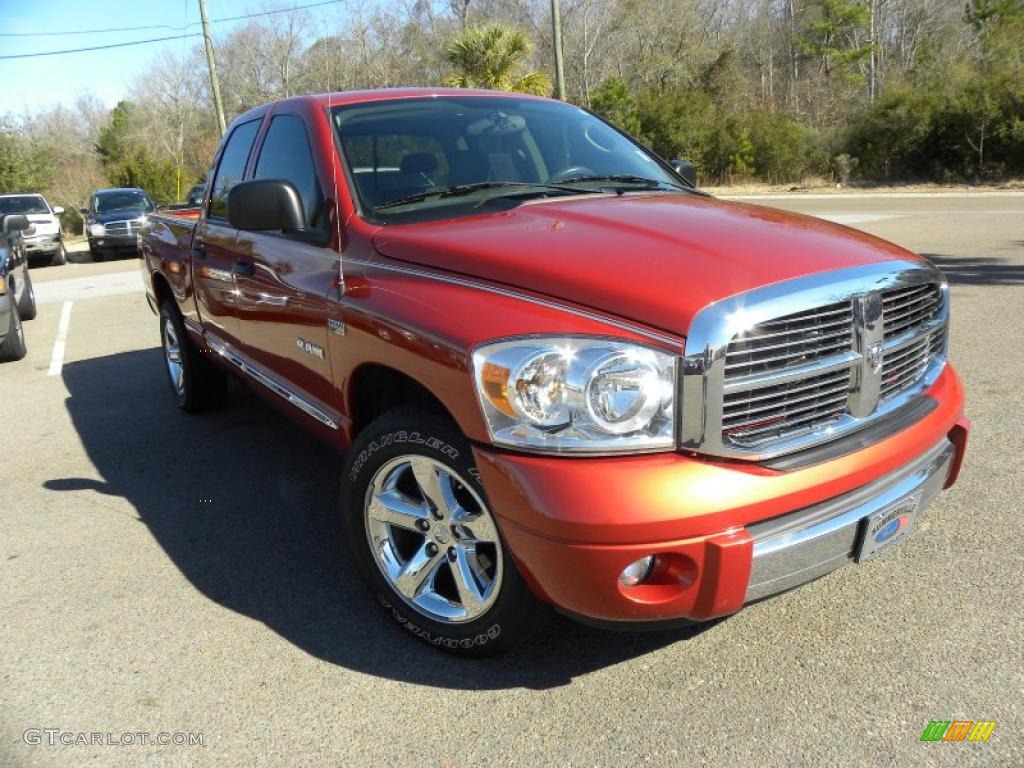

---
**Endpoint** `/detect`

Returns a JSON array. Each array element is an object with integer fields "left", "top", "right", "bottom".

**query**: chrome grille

[
  {"left": 723, "top": 367, "right": 851, "bottom": 445},
  {"left": 105, "top": 220, "right": 142, "bottom": 235},
  {"left": 880, "top": 328, "right": 945, "bottom": 400},
  {"left": 725, "top": 300, "right": 854, "bottom": 378},
  {"left": 680, "top": 261, "right": 950, "bottom": 460},
  {"left": 882, "top": 283, "right": 941, "bottom": 340}
]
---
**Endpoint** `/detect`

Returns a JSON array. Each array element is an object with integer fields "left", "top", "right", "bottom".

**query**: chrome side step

[{"left": 206, "top": 336, "right": 338, "bottom": 430}]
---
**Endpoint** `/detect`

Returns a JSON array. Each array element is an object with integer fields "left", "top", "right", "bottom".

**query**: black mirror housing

[
  {"left": 227, "top": 179, "right": 306, "bottom": 232},
  {"left": 670, "top": 159, "right": 698, "bottom": 188},
  {"left": 2, "top": 214, "right": 30, "bottom": 234},
  {"left": 78, "top": 208, "right": 89, "bottom": 216}
]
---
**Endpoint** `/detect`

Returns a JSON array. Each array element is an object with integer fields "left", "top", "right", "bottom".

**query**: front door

[{"left": 233, "top": 112, "right": 340, "bottom": 425}]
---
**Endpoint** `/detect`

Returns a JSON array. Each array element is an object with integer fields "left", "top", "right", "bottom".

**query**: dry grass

[{"left": 704, "top": 178, "right": 1024, "bottom": 196}]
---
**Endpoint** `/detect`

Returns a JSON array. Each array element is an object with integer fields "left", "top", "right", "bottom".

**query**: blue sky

[{"left": 1, "top": 0, "right": 351, "bottom": 114}]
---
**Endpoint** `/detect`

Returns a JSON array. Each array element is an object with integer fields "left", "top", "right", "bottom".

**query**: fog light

[{"left": 619, "top": 555, "right": 655, "bottom": 587}]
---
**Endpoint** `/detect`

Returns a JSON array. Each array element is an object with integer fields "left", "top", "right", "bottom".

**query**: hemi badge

[{"left": 327, "top": 318, "right": 346, "bottom": 336}]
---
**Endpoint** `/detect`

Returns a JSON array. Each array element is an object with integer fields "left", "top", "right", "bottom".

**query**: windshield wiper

[
  {"left": 555, "top": 174, "right": 688, "bottom": 191},
  {"left": 374, "top": 180, "right": 602, "bottom": 211}
]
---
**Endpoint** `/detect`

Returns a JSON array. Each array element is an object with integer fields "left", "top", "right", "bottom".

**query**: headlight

[
  {"left": 88, "top": 223, "right": 105, "bottom": 237},
  {"left": 473, "top": 338, "right": 677, "bottom": 453}
]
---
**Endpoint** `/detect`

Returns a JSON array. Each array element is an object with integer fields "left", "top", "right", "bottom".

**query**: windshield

[
  {"left": 331, "top": 96, "right": 681, "bottom": 222},
  {"left": 0, "top": 195, "right": 50, "bottom": 215},
  {"left": 94, "top": 191, "right": 152, "bottom": 214}
]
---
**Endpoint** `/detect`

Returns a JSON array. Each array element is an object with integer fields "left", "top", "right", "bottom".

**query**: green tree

[
  {"left": 590, "top": 77, "right": 643, "bottom": 137},
  {"left": 0, "top": 130, "right": 55, "bottom": 194},
  {"left": 443, "top": 25, "right": 551, "bottom": 95},
  {"left": 798, "top": 0, "right": 873, "bottom": 81},
  {"left": 95, "top": 101, "right": 135, "bottom": 167},
  {"left": 108, "top": 147, "right": 179, "bottom": 204}
]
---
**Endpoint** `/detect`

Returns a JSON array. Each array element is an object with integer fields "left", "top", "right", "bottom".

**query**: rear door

[
  {"left": 192, "top": 119, "right": 261, "bottom": 349},
  {"left": 233, "top": 112, "right": 340, "bottom": 422}
]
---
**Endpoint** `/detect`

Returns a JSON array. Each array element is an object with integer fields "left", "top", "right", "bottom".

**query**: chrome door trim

[
  {"left": 680, "top": 260, "right": 948, "bottom": 460},
  {"left": 206, "top": 336, "right": 339, "bottom": 429}
]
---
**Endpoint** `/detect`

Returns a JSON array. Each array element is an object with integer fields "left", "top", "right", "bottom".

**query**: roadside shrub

[
  {"left": 831, "top": 153, "right": 858, "bottom": 183},
  {"left": 746, "top": 111, "right": 828, "bottom": 183}
]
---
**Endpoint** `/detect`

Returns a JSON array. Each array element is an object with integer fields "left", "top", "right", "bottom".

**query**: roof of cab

[{"left": 231, "top": 88, "right": 552, "bottom": 127}]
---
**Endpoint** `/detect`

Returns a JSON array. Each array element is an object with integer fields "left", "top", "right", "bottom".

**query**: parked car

[
  {"left": 80, "top": 187, "right": 155, "bottom": 261},
  {"left": 0, "top": 214, "right": 38, "bottom": 361},
  {"left": 186, "top": 183, "right": 205, "bottom": 207},
  {"left": 0, "top": 193, "right": 67, "bottom": 266},
  {"left": 140, "top": 89, "right": 968, "bottom": 656}
]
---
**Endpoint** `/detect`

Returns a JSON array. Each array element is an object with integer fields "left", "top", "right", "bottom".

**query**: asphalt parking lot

[{"left": 2, "top": 193, "right": 1022, "bottom": 767}]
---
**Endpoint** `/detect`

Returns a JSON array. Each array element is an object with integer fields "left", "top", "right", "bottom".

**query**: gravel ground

[{"left": 2, "top": 194, "right": 1021, "bottom": 767}]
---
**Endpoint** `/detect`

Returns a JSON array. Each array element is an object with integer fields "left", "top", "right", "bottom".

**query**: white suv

[{"left": 0, "top": 194, "right": 67, "bottom": 266}]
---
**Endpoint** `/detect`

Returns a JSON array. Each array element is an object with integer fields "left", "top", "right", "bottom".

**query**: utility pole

[
  {"left": 551, "top": 0, "right": 566, "bottom": 101},
  {"left": 198, "top": 0, "right": 227, "bottom": 135}
]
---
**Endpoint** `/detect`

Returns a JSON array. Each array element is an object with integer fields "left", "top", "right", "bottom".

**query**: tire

[
  {"left": 342, "top": 407, "right": 546, "bottom": 656},
  {"left": 52, "top": 243, "right": 67, "bottom": 266},
  {"left": 0, "top": 290, "right": 27, "bottom": 362},
  {"left": 89, "top": 242, "right": 103, "bottom": 262},
  {"left": 158, "top": 299, "right": 226, "bottom": 412},
  {"left": 16, "top": 270, "right": 37, "bottom": 321}
]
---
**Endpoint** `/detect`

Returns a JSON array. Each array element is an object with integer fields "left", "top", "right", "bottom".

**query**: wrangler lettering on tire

[{"left": 342, "top": 407, "right": 545, "bottom": 657}]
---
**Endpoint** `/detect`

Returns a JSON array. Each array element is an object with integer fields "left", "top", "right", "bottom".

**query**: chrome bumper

[{"left": 745, "top": 439, "right": 955, "bottom": 602}]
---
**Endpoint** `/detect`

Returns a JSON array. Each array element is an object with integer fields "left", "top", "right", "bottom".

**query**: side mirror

[
  {"left": 78, "top": 208, "right": 89, "bottom": 216},
  {"left": 53, "top": 205, "right": 65, "bottom": 215},
  {"left": 227, "top": 179, "right": 306, "bottom": 232},
  {"left": 2, "top": 214, "right": 30, "bottom": 234},
  {"left": 670, "top": 159, "right": 698, "bottom": 188}
]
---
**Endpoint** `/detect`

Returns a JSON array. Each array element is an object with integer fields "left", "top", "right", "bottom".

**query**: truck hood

[{"left": 371, "top": 193, "right": 922, "bottom": 337}]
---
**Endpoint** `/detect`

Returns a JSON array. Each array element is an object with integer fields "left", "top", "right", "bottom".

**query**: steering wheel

[{"left": 548, "top": 166, "right": 596, "bottom": 183}]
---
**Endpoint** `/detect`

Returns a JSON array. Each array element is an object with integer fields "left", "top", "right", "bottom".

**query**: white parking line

[{"left": 48, "top": 300, "right": 73, "bottom": 377}]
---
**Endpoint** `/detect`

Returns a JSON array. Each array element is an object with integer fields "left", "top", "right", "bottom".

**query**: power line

[
  {"left": 0, "top": 33, "right": 204, "bottom": 60},
  {"left": 0, "top": 0, "right": 344, "bottom": 38}
]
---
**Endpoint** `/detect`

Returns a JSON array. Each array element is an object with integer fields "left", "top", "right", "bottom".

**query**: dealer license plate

[{"left": 855, "top": 492, "right": 922, "bottom": 563}]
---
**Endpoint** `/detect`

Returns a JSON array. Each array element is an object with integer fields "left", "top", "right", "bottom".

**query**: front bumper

[
  {"left": 92, "top": 234, "right": 139, "bottom": 250},
  {"left": 474, "top": 364, "right": 968, "bottom": 625},
  {"left": 25, "top": 234, "right": 61, "bottom": 254}
]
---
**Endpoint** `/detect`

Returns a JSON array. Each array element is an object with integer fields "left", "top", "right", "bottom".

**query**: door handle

[
  {"left": 232, "top": 259, "right": 255, "bottom": 277},
  {"left": 190, "top": 243, "right": 206, "bottom": 261}
]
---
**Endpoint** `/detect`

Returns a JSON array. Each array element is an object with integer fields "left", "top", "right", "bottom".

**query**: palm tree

[{"left": 443, "top": 25, "right": 552, "bottom": 96}]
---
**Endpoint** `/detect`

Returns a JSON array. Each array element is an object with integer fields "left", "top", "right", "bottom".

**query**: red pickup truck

[{"left": 141, "top": 88, "right": 968, "bottom": 655}]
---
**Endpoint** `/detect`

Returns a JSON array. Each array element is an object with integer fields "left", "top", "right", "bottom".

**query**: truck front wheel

[
  {"left": 342, "top": 407, "right": 546, "bottom": 656},
  {"left": 159, "top": 300, "right": 226, "bottom": 412}
]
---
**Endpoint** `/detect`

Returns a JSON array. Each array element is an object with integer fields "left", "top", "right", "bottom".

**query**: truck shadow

[
  {"left": 45, "top": 349, "right": 707, "bottom": 690},
  {"left": 922, "top": 253, "right": 1024, "bottom": 286}
]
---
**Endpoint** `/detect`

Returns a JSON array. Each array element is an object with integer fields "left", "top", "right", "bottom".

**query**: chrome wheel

[
  {"left": 364, "top": 455, "right": 503, "bottom": 624},
  {"left": 163, "top": 318, "right": 185, "bottom": 397}
]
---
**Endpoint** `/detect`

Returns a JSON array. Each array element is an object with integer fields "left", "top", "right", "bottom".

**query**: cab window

[
  {"left": 253, "top": 114, "right": 325, "bottom": 234},
  {"left": 208, "top": 120, "right": 260, "bottom": 221}
]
